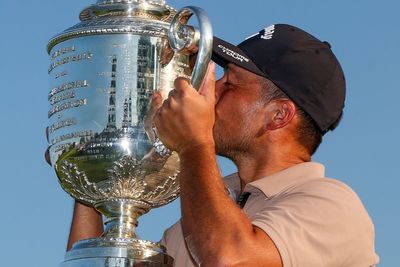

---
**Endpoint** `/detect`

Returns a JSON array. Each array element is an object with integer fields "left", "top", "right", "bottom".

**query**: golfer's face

[{"left": 214, "top": 64, "right": 267, "bottom": 154}]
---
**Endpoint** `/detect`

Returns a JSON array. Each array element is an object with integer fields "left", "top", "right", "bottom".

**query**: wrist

[
  {"left": 74, "top": 200, "right": 102, "bottom": 217},
  {"left": 178, "top": 140, "right": 215, "bottom": 158},
  {"left": 178, "top": 141, "right": 216, "bottom": 171}
]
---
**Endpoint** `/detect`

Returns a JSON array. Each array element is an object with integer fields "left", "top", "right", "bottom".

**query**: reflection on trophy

[{"left": 46, "top": 1, "right": 213, "bottom": 266}]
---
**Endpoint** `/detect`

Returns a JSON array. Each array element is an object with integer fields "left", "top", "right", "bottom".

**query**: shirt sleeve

[
  {"left": 250, "top": 179, "right": 379, "bottom": 267},
  {"left": 161, "top": 220, "right": 197, "bottom": 267}
]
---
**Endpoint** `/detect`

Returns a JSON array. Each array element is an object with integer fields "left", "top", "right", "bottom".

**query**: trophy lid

[
  {"left": 47, "top": 0, "right": 176, "bottom": 54},
  {"left": 80, "top": 0, "right": 176, "bottom": 22}
]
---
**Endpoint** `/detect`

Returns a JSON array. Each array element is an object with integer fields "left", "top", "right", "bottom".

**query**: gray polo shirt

[{"left": 161, "top": 162, "right": 379, "bottom": 266}]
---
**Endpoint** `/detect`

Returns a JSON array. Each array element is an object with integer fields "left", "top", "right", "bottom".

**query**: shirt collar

[
  {"left": 246, "top": 162, "right": 325, "bottom": 197},
  {"left": 224, "top": 162, "right": 325, "bottom": 198}
]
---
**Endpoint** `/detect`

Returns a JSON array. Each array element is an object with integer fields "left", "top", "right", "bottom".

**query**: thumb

[{"left": 198, "top": 62, "right": 216, "bottom": 102}]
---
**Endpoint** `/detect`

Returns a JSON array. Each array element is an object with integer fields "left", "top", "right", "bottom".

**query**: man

[{"left": 68, "top": 24, "right": 379, "bottom": 266}]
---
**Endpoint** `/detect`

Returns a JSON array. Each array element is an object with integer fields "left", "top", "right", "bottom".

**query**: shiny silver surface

[
  {"left": 47, "top": 0, "right": 213, "bottom": 266},
  {"left": 169, "top": 6, "right": 213, "bottom": 90},
  {"left": 61, "top": 238, "right": 173, "bottom": 266},
  {"left": 49, "top": 34, "right": 183, "bottom": 208}
]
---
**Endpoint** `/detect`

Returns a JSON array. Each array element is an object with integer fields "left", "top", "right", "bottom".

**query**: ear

[{"left": 265, "top": 100, "right": 296, "bottom": 131}]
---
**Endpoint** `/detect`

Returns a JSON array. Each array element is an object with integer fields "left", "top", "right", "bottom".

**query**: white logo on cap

[
  {"left": 218, "top": 44, "right": 249, "bottom": 63},
  {"left": 261, "top": 25, "right": 275, "bottom": 40}
]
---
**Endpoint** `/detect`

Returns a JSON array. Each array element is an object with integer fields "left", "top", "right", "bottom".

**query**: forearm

[
  {"left": 179, "top": 145, "right": 258, "bottom": 265},
  {"left": 153, "top": 64, "right": 281, "bottom": 265},
  {"left": 67, "top": 201, "right": 103, "bottom": 251}
]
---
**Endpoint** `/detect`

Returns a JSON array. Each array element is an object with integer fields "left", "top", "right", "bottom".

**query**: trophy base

[{"left": 60, "top": 237, "right": 173, "bottom": 267}]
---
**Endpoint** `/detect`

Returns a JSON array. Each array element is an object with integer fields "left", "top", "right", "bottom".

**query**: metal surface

[
  {"left": 169, "top": 6, "right": 213, "bottom": 90},
  {"left": 61, "top": 238, "right": 173, "bottom": 266},
  {"left": 46, "top": 0, "right": 213, "bottom": 266}
]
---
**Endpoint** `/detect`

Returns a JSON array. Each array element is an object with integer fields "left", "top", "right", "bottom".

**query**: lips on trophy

[{"left": 46, "top": 1, "right": 213, "bottom": 266}]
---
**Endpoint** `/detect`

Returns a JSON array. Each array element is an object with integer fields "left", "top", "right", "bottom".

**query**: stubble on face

[
  {"left": 214, "top": 107, "right": 259, "bottom": 159},
  {"left": 213, "top": 89, "right": 267, "bottom": 159}
]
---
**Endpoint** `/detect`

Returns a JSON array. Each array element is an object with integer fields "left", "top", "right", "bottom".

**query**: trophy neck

[
  {"left": 80, "top": 0, "right": 176, "bottom": 22},
  {"left": 103, "top": 217, "right": 139, "bottom": 239},
  {"left": 96, "top": 200, "right": 151, "bottom": 239}
]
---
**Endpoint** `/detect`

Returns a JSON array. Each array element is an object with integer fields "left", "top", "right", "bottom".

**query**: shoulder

[
  {"left": 250, "top": 177, "right": 379, "bottom": 266},
  {"left": 291, "top": 177, "right": 363, "bottom": 202},
  {"left": 287, "top": 177, "right": 370, "bottom": 218},
  {"left": 262, "top": 176, "right": 375, "bottom": 236},
  {"left": 294, "top": 176, "right": 357, "bottom": 194}
]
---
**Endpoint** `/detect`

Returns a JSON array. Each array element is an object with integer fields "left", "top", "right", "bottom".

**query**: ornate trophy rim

[
  {"left": 65, "top": 237, "right": 174, "bottom": 264},
  {"left": 47, "top": 0, "right": 177, "bottom": 54},
  {"left": 84, "top": 0, "right": 175, "bottom": 21},
  {"left": 57, "top": 155, "right": 180, "bottom": 209}
]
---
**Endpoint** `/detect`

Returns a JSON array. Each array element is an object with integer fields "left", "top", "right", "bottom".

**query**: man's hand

[{"left": 154, "top": 63, "right": 216, "bottom": 154}]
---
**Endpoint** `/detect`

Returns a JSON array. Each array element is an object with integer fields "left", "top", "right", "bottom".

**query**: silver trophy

[{"left": 46, "top": 1, "right": 213, "bottom": 266}]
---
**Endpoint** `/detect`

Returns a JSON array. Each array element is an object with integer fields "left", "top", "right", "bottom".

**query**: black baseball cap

[{"left": 212, "top": 24, "right": 346, "bottom": 134}]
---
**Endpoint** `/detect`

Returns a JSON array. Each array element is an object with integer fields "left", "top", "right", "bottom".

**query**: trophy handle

[
  {"left": 152, "top": 6, "right": 213, "bottom": 157},
  {"left": 168, "top": 6, "right": 213, "bottom": 90}
]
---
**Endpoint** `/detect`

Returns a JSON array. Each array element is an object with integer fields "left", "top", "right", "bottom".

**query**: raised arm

[
  {"left": 67, "top": 201, "right": 103, "bottom": 251},
  {"left": 154, "top": 64, "right": 282, "bottom": 266}
]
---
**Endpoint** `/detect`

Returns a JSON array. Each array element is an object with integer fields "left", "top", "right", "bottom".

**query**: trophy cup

[{"left": 46, "top": 1, "right": 213, "bottom": 266}]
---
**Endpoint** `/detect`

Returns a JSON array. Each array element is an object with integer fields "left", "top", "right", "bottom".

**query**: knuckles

[{"left": 174, "top": 77, "right": 190, "bottom": 89}]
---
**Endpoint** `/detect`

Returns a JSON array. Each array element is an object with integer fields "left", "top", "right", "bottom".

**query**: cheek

[
  {"left": 215, "top": 99, "right": 239, "bottom": 123},
  {"left": 215, "top": 104, "right": 247, "bottom": 134},
  {"left": 216, "top": 91, "right": 243, "bottom": 112}
]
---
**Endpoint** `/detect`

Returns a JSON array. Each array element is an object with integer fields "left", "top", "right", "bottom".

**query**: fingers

[
  {"left": 151, "top": 92, "right": 163, "bottom": 109},
  {"left": 167, "top": 89, "right": 179, "bottom": 100},
  {"left": 144, "top": 92, "right": 163, "bottom": 141},
  {"left": 173, "top": 62, "right": 216, "bottom": 102},
  {"left": 45, "top": 147, "right": 52, "bottom": 166},
  {"left": 45, "top": 127, "right": 51, "bottom": 165},
  {"left": 46, "top": 126, "right": 50, "bottom": 142},
  {"left": 174, "top": 77, "right": 191, "bottom": 93},
  {"left": 146, "top": 92, "right": 162, "bottom": 123}
]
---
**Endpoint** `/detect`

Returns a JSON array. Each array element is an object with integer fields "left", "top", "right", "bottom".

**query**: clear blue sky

[{"left": 1, "top": 1, "right": 398, "bottom": 266}]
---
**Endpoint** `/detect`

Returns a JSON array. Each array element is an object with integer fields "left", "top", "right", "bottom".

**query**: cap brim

[{"left": 212, "top": 36, "right": 265, "bottom": 77}]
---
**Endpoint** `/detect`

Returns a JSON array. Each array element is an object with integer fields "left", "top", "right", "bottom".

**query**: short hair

[{"left": 259, "top": 78, "right": 324, "bottom": 155}]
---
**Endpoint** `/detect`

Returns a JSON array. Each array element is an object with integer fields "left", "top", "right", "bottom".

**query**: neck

[{"left": 231, "top": 144, "right": 310, "bottom": 191}]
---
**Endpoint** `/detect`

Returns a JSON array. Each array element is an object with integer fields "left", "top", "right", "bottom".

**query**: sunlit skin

[
  {"left": 67, "top": 201, "right": 103, "bottom": 251},
  {"left": 68, "top": 63, "right": 311, "bottom": 266},
  {"left": 212, "top": 64, "right": 310, "bottom": 188},
  {"left": 152, "top": 63, "right": 309, "bottom": 266},
  {"left": 155, "top": 63, "right": 309, "bottom": 186}
]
